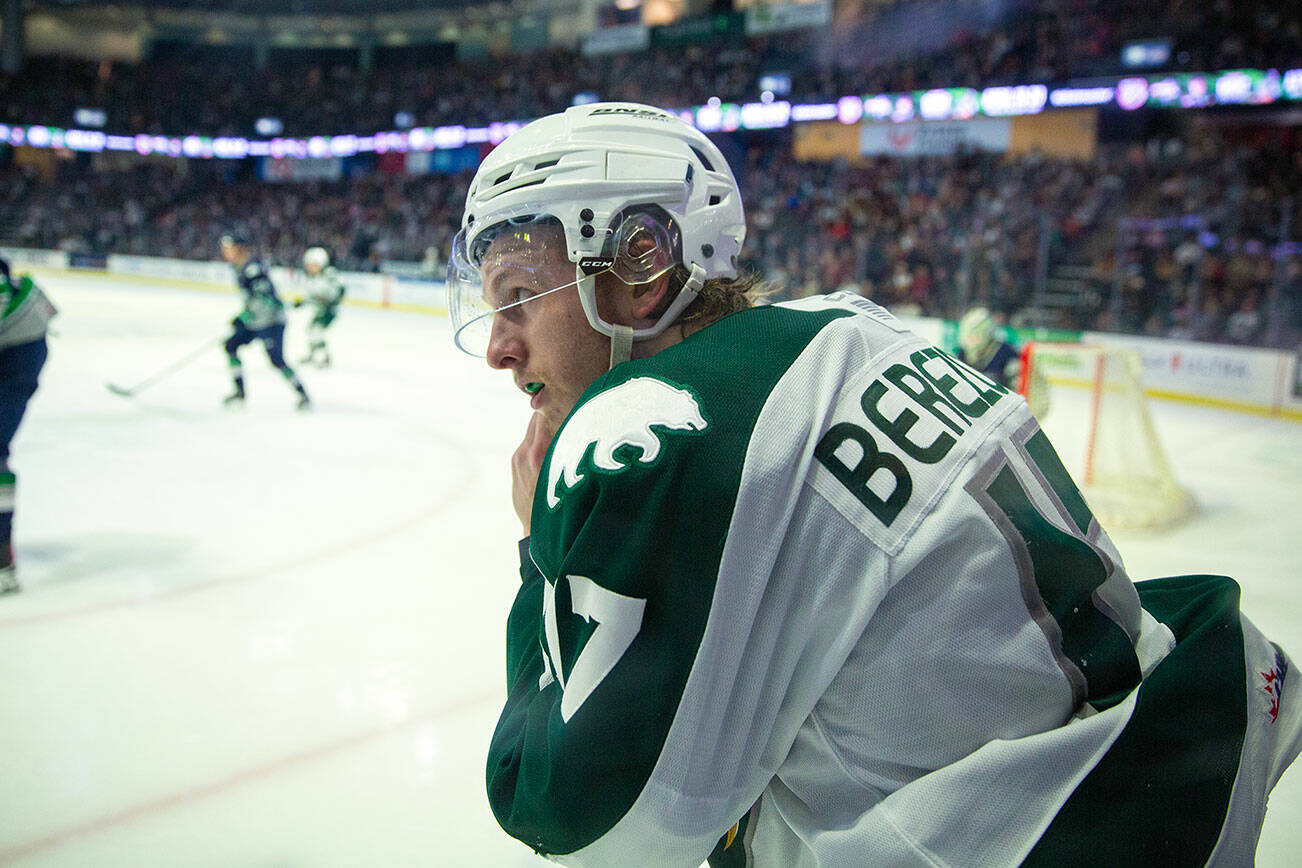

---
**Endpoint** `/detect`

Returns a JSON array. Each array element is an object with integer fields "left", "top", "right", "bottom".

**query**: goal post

[{"left": 1022, "top": 342, "right": 1195, "bottom": 530}]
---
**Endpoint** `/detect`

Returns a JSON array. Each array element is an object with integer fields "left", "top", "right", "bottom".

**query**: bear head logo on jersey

[{"left": 546, "top": 377, "right": 708, "bottom": 509}]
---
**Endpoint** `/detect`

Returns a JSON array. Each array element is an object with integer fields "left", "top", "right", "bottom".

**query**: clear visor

[{"left": 446, "top": 210, "right": 679, "bottom": 357}]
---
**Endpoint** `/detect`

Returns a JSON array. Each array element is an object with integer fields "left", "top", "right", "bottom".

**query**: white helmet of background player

[
  {"left": 447, "top": 102, "right": 746, "bottom": 358},
  {"left": 958, "top": 307, "right": 997, "bottom": 355},
  {"left": 303, "top": 247, "right": 330, "bottom": 272}
]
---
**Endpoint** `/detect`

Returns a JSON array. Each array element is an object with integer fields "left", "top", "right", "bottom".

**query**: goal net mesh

[{"left": 1023, "top": 342, "right": 1194, "bottom": 530}]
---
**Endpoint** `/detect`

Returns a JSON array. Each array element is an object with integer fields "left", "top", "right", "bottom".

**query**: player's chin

[{"left": 539, "top": 400, "right": 570, "bottom": 433}]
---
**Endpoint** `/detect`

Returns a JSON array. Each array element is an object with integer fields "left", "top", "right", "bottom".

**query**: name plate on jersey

[{"left": 811, "top": 341, "right": 1016, "bottom": 555}]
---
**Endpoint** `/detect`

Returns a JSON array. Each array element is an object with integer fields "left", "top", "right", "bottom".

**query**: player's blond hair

[{"left": 658, "top": 265, "right": 768, "bottom": 326}]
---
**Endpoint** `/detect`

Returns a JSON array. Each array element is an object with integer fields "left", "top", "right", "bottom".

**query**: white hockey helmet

[
  {"left": 447, "top": 102, "right": 746, "bottom": 357},
  {"left": 303, "top": 247, "right": 330, "bottom": 270},
  {"left": 958, "top": 307, "right": 996, "bottom": 354}
]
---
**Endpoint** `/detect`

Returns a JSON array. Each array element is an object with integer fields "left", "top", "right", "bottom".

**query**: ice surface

[{"left": 1, "top": 273, "right": 1298, "bottom": 866}]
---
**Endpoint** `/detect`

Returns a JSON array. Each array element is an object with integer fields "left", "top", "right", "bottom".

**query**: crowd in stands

[
  {"left": 1, "top": 0, "right": 1298, "bottom": 138},
  {"left": 0, "top": 161, "right": 468, "bottom": 273},
  {"left": 1, "top": 0, "right": 1300, "bottom": 348},
  {"left": 743, "top": 129, "right": 1302, "bottom": 350}
]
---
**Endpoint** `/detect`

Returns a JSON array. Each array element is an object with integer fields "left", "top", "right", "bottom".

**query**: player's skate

[
  {"left": 222, "top": 388, "right": 245, "bottom": 407},
  {"left": 296, "top": 393, "right": 312, "bottom": 411},
  {"left": 0, "top": 546, "right": 18, "bottom": 595}
]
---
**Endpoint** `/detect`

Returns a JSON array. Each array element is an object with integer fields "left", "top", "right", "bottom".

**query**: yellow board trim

[{"left": 1046, "top": 375, "right": 1302, "bottom": 423}]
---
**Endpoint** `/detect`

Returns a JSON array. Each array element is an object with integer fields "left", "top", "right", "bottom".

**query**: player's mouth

[{"left": 524, "top": 381, "right": 544, "bottom": 408}]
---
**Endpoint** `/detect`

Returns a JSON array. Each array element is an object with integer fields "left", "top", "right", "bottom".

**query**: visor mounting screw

[
  {"left": 579, "top": 208, "right": 594, "bottom": 222},
  {"left": 701, "top": 243, "right": 715, "bottom": 258},
  {"left": 581, "top": 225, "right": 596, "bottom": 238}
]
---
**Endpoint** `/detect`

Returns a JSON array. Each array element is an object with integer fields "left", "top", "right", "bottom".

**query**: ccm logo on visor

[{"left": 579, "top": 257, "right": 615, "bottom": 274}]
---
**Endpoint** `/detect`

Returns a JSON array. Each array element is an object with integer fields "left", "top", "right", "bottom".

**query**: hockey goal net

[{"left": 1021, "top": 342, "right": 1194, "bottom": 530}]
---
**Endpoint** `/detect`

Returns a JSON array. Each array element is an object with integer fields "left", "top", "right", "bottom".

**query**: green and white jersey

[
  {"left": 0, "top": 274, "right": 57, "bottom": 350},
  {"left": 233, "top": 259, "right": 285, "bottom": 330},
  {"left": 303, "top": 266, "right": 345, "bottom": 310},
  {"left": 489, "top": 293, "right": 1301, "bottom": 867}
]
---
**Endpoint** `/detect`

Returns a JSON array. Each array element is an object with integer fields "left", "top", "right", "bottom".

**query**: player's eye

[{"left": 499, "top": 285, "right": 533, "bottom": 308}]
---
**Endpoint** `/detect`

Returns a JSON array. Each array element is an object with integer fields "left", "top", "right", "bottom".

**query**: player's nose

[{"left": 486, "top": 317, "right": 523, "bottom": 370}]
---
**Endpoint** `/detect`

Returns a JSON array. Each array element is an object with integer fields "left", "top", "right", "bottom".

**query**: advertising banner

[
  {"left": 793, "top": 121, "right": 863, "bottom": 163},
  {"left": 406, "top": 145, "right": 482, "bottom": 176},
  {"left": 106, "top": 254, "right": 234, "bottom": 286},
  {"left": 859, "top": 118, "right": 1012, "bottom": 156},
  {"left": 652, "top": 12, "right": 744, "bottom": 47},
  {"left": 1008, "top": 108, "right": 1098, "bottom": 160},
  {"left": 260, "top": 156, "right": 344, "bottom": 182},
  {"left": 0, "top": 247, "right": 70, "bottom": 269},
  {"left": 582, "top": 24, "right": 650, "bottom": 56},
  {"left": 745, "top": 0, "right": 832, "bottom": 36},
  {"left": 1081, "top": 332, "right": 1299, "bottom": 418},
  {"left": 69, "top": 252, "right": 109, "bottom": 270}
]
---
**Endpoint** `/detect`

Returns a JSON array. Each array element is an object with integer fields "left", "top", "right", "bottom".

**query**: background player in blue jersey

[
  {"left": 957, "top": 306, "right": 1020, "bottom": 389},
  {"left": 0, "top": 258, "right": 55, "bottom": 594},
  {"left": 958, "top": 305, "right": 1049, "bottom": 418},
  {"left": 219, "top": 232, "right": 311, "bottom": 410}
]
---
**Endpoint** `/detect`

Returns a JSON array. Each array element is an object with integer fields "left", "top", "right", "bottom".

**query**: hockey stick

[{"left": 106, "top": 337, "right": 222, "bottom": 398}]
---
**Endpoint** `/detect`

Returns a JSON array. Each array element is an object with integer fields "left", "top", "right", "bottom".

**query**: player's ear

[{"left": 628, "top": 272, "right": 674, "bottom": 323}]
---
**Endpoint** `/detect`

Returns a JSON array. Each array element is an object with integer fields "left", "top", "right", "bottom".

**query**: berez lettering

[{"left": 816, "top": 349, "right": 1012, "bottom": 526}]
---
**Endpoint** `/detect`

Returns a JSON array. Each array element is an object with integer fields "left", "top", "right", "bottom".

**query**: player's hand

[{"left": 512, "top": 411, "right": 554, "bottom": 537}]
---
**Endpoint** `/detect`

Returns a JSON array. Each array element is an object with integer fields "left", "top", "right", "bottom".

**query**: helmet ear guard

[
  {"left": 574, "top": 207, "right": 704, "bottom": 354},
  {"left": 607, "top": 209, "right": 677, "bottom": 286}
]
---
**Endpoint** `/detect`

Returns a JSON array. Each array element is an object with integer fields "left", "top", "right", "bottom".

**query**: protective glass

[
  {"left": 446, "top": 210, "right": 680, "bottom": 357},
  {"left": 448, "top": 214, "right": 592, "bottom": 356}
]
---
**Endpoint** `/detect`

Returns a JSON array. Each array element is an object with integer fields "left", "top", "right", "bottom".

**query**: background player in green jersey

[
  {"left": 447, "top": 103, "right": 1301, "bottom": 867},
  {"left": 295, "top": 246, "right": 346, "bottom": 368},
  {"left": 0, "top": 257, "right": 55, "bottom": 594}
]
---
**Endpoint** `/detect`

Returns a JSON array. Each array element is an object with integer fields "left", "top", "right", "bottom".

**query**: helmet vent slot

[
  {"left": 505, "top": 178, "right": 545, "bottom": 193},
  {"left": 533, "top": 158, "right": 560, "bottom": 170},
  {"left": 689, "top": 146, "right": 715, "bottom": 172}
]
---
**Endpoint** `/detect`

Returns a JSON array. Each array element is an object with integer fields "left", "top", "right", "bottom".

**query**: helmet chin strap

[
  {"left": 609, "top": 323, "right": 634, "bottom": 369},
  {"left": 586, "top": 263, "right": 710, "bottom": 371}
]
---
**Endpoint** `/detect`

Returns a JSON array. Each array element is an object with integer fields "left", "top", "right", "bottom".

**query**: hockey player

[
  {"left": 448, "top": 103, "right": 1301, "bottom": 867},
  {"left": 957, "top": 306, "right": 1049, "bottom": 418},
  {"left": 295, "top": 246, "right": 345, "bottom": 368},
  {"left": 219, "top": 232, "right": 311, "bottom": 410},
  {"left": 0, "top": 258, "right": 55, "bottom": 594},
  {"left": 956, "top": 306, "right": 1019, "bottom": 388}
]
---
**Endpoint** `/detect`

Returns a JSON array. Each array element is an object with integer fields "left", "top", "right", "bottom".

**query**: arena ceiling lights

[
  {"left": 40, "top": 0, "right": 479, "bottom": 13},
  {"left": 4, "top": 67, "right": 1300, "bottom": 161}
]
